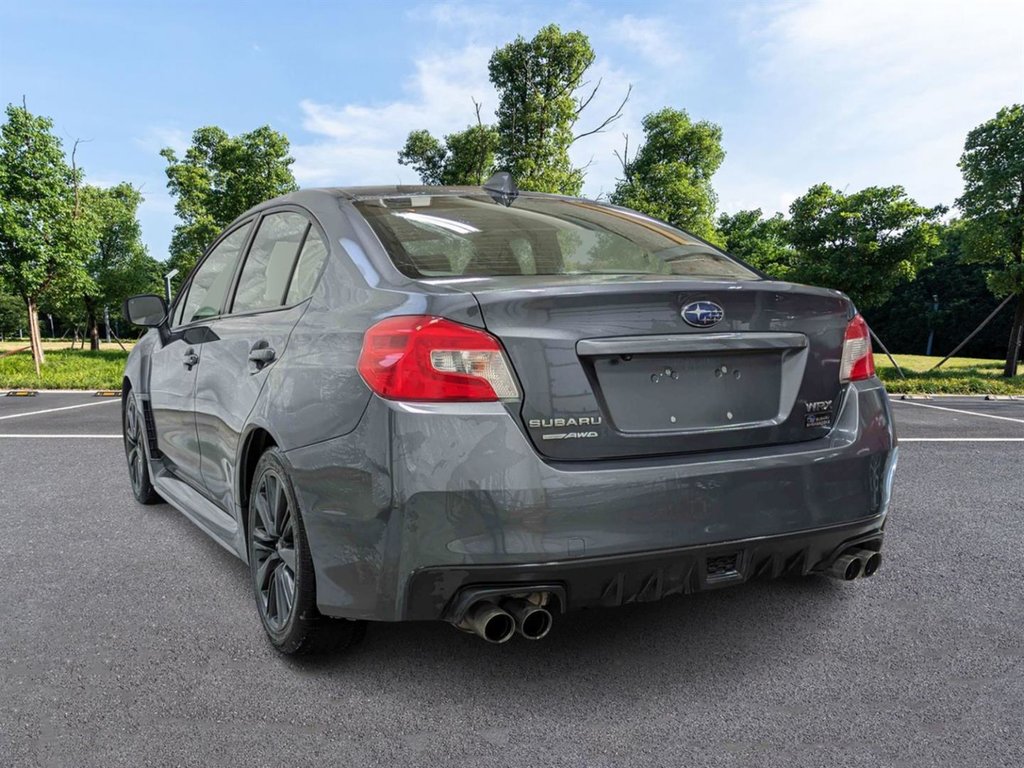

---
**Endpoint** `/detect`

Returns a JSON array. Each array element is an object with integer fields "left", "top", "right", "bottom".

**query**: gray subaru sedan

[{"left": 122, "top": 174, "right": 897, "bottom": 655}]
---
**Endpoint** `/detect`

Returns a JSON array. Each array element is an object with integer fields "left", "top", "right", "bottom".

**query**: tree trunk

[
  {"left": 26, "top": 297, "right": 44, "bottom": 376},
  {"left": 1003, "top": 294, "right": 1024, "bottom": 377},
  {"left": 86, "top": 300, "right": 100, "bottom": 351}
]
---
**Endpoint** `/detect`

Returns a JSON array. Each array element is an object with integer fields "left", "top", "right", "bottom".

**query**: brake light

[
  {"left": 358, "top": 315, "right": 519, "bottom": 401},
  {"left": 840, "top": 314, "right": 875, "bottom": 382}
]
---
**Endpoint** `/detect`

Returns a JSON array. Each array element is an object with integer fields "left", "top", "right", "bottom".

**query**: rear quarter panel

[{"left": 255, "top": 198, "right": 484, "bottom": 452}]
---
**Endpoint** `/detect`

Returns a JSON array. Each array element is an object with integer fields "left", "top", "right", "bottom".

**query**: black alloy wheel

[
  {"left": 248, "top": 448, "right": 366, "bottom": 656},
  {"left": 251, "top": 468, "right": 298, "bottom": 632},
  {"left": 123, "top": 390, "right": 160, "bottom": 504}
]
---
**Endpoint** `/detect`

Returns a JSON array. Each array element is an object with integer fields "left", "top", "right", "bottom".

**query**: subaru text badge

[{"left": 681, "top": 301, "right": 724, "bottom": 328}]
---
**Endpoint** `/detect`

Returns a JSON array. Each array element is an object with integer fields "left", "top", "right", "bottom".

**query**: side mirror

[{"left": 123, "top": 294, "right": 168, "bottom": 327}]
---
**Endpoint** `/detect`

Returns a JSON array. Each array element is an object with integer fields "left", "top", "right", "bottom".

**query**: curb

[
  {"left": 2, "top": 389, "right": 123, "bottom": 396},
  {"left": 894, "top": 393, "right": 1021, "bottom": 400}
]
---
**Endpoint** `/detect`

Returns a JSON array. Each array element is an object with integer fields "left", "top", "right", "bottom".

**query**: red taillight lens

[
  {"left": 357, "top": 315, "right": 519, "bottom": 401},
  {"left": 840, "top": 314, "right": 875, "bottom": 382}
]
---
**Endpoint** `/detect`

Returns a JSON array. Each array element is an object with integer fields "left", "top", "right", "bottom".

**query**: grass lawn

[
  {"left": 1, "top": 343, "right": 1021, "bottom": 394},
  {"left": 0, "top": 346, "right": 130, "bottom": 389},
  {"left": 875, "top": 353, "right": 1024, "bottom": 395},
  {"left": 0, "top": 339, "right": 137, "bottom": 352}
]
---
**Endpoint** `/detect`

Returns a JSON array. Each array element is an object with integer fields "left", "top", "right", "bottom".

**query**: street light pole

[{"left": 164, "top": 268, "right": 179, "bottom": 304}]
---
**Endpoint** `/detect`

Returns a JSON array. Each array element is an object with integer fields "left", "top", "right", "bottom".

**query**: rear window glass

[
  {"left": 232, "top": 212, "right": 308, "bottom": 313},
  {"left": 285, "top": 228, "right": 329, "bottom": 304},
  {"left": 354, "top": 195, "right": 757, "bottom": 280}
]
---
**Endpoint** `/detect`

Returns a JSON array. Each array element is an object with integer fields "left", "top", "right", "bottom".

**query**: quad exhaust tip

[
  {"left": 851, "top": 548, "right": 882, "bottom": 577},
  {"left": 458, "top": 595, "right": 555, "bottom": 643},
  {"left": 827, "top": 547, "right": 883, "bottom": 581}
]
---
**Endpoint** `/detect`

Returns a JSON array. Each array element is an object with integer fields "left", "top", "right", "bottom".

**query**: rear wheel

[
  {"left": 123, "top": 390, "right": 160, "bottom": 505},
  {"left": 248, "top": 447, "right": 365, "bottom": 656}
]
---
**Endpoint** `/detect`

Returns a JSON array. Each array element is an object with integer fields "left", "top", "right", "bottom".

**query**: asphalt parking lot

[{"left": 1, "top": 393, "right": 1022, "bottom": 767}]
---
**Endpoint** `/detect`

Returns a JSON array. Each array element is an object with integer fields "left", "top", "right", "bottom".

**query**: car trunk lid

[{"left": 446, "top": 275, "right": 852, "bottom": 460}]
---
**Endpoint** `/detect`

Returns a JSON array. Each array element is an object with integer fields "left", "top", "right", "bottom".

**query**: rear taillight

[
  {"left": 840, "top": 314, "right": 875, "bottom": 382},
  {"left": 358, "top": 315, "right": 519, "bottom": 401}
]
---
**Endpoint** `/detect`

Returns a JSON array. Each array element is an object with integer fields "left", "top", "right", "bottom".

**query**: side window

[
  {"left": 173, "top": 291, "right": 188, "bottom": 326},
  {"left": 232, "top": 212, "right": 308, "bottom": 314},
  {"left": 285, "top": 228, "right": 329, "bottom": 304},
  {"left": 178, "top": 223, "right": 252, "bottom": 325}
]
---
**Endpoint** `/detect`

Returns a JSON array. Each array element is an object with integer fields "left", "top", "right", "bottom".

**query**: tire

[
  {"left": 248, "top": 447, "right": 366, "bottom": 656},
  {"left": 123, "top": 389, "right": 161, "bottom": 505}
]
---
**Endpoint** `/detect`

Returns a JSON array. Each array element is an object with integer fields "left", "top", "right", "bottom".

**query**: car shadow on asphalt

[
  {"left": 293, "top": 574, "right": 858, "bottom": 712},
  {"left": 151, "top": 493, "right": 860, "bottom": 701}
]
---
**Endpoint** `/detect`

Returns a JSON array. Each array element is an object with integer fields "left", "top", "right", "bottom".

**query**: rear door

[
  {"left": 149, "top": 221, "right": 252, "bottom": 488},
  {"left": 194, "top": 209, "right": 327, "bottom": 511}
]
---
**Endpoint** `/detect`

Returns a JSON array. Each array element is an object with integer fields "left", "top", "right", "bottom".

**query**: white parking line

[
  {"left": 893, "top": 400, "right": 1024, "bottom": 424},
  {"left": 0, "top": 399, "right": 119, "bottom": 421},
  {"left": 0, "top": 433, "right": 121, "bottom": 438},
  {"left": 900, "top": 437, "right": 1024, "bottom": 442},
  {"left": 0, "top": 434, "right": 1017, "bottom": 442}
]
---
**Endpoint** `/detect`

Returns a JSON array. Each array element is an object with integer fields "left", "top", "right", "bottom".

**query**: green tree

[
  {"left": 79, "top": 184, "right": 161, "bottom": 349},
  {"left": 787, "top": 183, "right": 942, "bottom": 311},
  {"left": 610, "top": 108, "right": 725, "bottom": 244},
  {"left": 398, "top": 121, "right": 500, "bottom": 186},
  {"left": 491, "top": 24, "right": 608, "bottom": 194},
  {"left": 956, "top": 104, "right": 1024, "bottom": 376},
  {"left": 870, "top": 221, "right": 1014, "bottom": 358},
  {"left": 399, "top": 25, "right": 628, "bottom": 194},
  {"left": 162, "top": 125, "right": 297, "bottom": 280},
  {"left": 0, "top": 285, "right": 23, "bottom": 339},
  {"left": 717, "top": 209, "right": 792, "bottom": 278},
  {"left": 0, "top": 104, "right": 96, "bottom": 374}
]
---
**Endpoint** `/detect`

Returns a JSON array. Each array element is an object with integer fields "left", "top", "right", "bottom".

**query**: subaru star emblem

[{"left": 681, "top": 300, "right": 724, "bottom": 328}]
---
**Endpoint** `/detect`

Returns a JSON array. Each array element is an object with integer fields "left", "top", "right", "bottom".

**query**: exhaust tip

[
  {"left": 829, "top": 552, "right": 863, "bottom": 581},
  {"left": 519, "top": 607, "right": 553, "bottom": 640},
  {"left": 502, "top": 598, "right": 553, "bottom": 640},
  {"left": 483, "top": 612, "right": 515, "bottom": 644},
  {"left": 852, "top": 548, "right": 882, "bottom": 577},
  {"left": 464, "top": 602, "right": 516, "bottom": 644}
]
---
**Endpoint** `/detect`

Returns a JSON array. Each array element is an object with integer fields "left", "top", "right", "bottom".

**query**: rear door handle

[
  {"left": 182, "top": 349, "right": 199, "bottom": 370},
  {"left": 248, "top": 342, "right": 276, "bottom": 369}
]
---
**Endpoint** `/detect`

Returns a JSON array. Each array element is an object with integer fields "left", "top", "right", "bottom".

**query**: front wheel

[
  {"left": 248, "top": 447, "right": 365, "bottom": 656},
  {"left": 123, "top": 390, "right": 161, "bottom": 505}
]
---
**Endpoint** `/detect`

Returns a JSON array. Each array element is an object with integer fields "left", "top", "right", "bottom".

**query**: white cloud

[
  {"left": 718, "top": 0, "right": 1024, "bottom": 215},
  {"left": 133, "top": 126, "right": 189, "bottom": 157},
  {"left": 612, "top": 14, "right": 685, "bottom": 68},
  {"left": 420, "top": 2, "right": 514, "bottom": 34},
  {"left": 291, "top": 45, "right": 495, "bottom": 187}
]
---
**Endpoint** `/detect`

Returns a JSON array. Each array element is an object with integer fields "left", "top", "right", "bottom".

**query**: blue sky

[{"left": 2, "top": 0, "right": 1022, "bottom": 260}]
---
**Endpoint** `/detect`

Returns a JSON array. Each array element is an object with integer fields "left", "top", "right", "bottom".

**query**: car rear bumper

[
  {"left": 406, "top": 517, "right": 884, "bottom": 621},
  {"left": 285, "top": 379, "right": 897, "bottom": 622}
]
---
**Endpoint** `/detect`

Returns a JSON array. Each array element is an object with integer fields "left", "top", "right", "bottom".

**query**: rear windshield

[{"left": 354, "top": 194, "right": 758, "bottom": 280}]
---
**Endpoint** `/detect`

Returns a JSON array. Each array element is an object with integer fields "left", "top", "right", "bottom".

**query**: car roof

[
  {"left": 331, "top": 185, "right": 499, "bottom": 199},
  {"left": 242, "top": 185, "right": 568, "bottom": 213}
]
